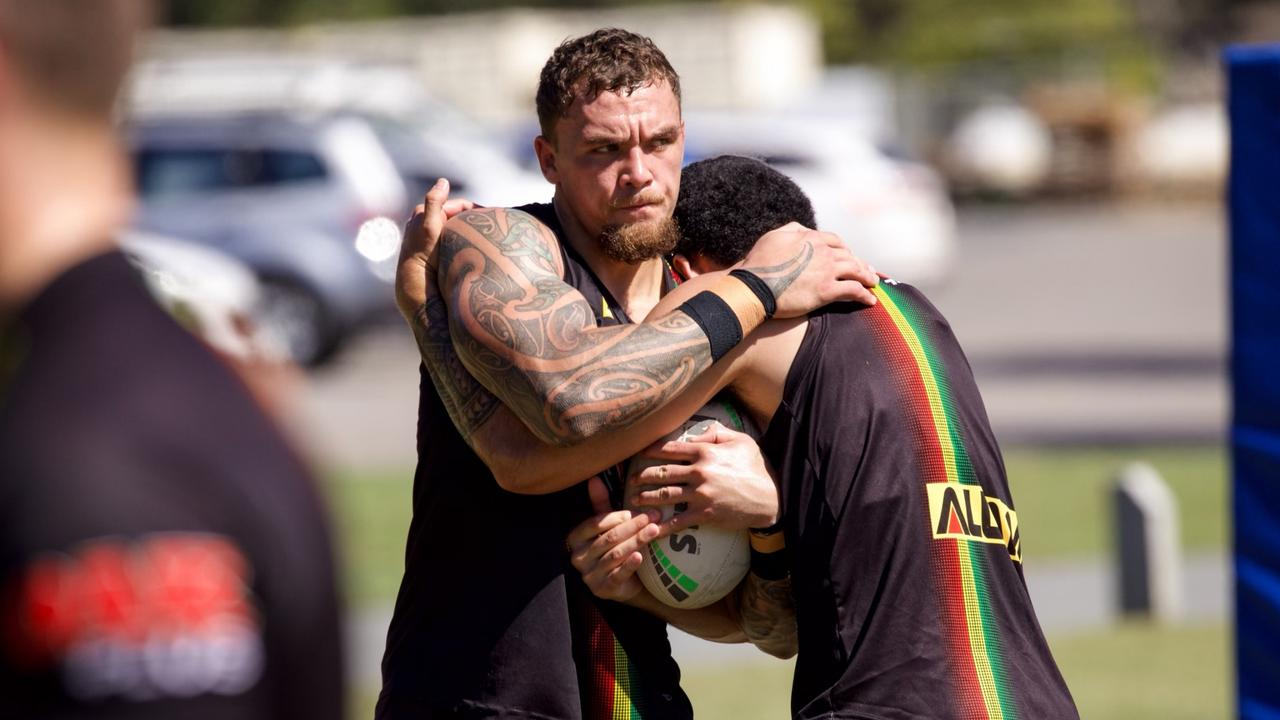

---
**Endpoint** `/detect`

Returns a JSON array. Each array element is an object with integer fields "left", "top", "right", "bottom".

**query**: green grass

[
  {"left": 1005, "top": 444, "right": 1227, "bottom": 561},
  {"left": 1050, "top": 621, "right": 1230, "bottom": 719},
  {"left": 347, "top": 623, "right": 1230, "bottom": 720},
  {"left": 321, "top": 444, "right": 1228, "bottom": 607},
  {"left": 681, "top": 658, "right": 796, "bottom": 719},
  {"left": 323, "top": 446, "right": 1231, "bottom": 720},
  {"left": 323, "top": 467, "right": 415, "bottom": 606},
  {"left": 677, "top": 622, "right": 1229, "bottom": 720}
]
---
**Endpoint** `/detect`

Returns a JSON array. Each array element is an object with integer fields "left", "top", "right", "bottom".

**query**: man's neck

[
  {"left": 0, "top": 117, "right": 131, "bottom": 314},
  {"left": 552, "top": 194, "right": 668, "bottom": 321}
]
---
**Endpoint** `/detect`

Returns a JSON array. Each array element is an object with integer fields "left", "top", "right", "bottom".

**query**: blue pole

[{"left": 1227, "top": 43, "right": 1280, "bottom": 720}]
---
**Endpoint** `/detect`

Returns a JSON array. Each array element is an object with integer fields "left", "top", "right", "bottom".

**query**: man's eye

[{"left": 592, "top": 144, "right": 619, "bottom": 154}]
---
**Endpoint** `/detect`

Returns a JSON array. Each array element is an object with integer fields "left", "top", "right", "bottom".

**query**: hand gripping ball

[{"left": 630, "top": 397, "right": 758, "bottom": 609}]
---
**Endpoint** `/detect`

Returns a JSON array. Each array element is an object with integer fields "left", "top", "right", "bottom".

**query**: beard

[{"left": 597, "top": 215, "right": 679, "bottom": 264}]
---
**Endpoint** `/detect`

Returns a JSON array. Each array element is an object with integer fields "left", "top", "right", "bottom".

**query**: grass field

[
  {"left": 323, "top": 443, "right": 1231, "bottom": 718},
  {"left": 678, "top": 622, "right": 1230, "bottom": 720},
  {"left": 1003, "top": 444, "right": 1227, "bottom": 560},
  {"left": 348, "top": 623, "right": 1231, "bottom": 720},
  {"left": 322, "top": 443, "right": 1228, "bottom": 606},
  {"left": 324, "top": 467, "right": 416, "bottom": 606}
]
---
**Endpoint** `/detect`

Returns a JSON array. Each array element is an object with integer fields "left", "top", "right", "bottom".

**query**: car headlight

[{"left": 354, "top": 216, "right": 401, "bottom": 282}]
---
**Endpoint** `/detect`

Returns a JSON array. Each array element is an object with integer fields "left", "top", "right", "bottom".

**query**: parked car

[
  {"left": 119, "top": 230, "right": 280, "bottom": 362},
  {"left": 126, "top": 111, "right": 408, "bottom": 366},
  {"left": 683, "top": 112, "right": 956, "bottom": 287},
  {"left": 360, "top": 110, "right": 550, "bottom": 212},
  {"left": 129, "top": 56, "right": 551, "bottom": 211}
]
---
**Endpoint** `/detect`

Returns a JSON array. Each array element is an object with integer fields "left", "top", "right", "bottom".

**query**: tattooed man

[
  {"left": 379, "top": 29, "right": 878, "bottom": 719},
  {"left": 589, "top": 156, "right": 1078, "bottom": 719}
]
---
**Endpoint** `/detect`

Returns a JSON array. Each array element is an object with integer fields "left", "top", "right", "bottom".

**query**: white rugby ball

[{"left": 631, "top": 397, "right": 757, "bottom": 609}]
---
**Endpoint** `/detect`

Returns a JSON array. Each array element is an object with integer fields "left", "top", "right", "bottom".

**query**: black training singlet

[
  {"left": 0, "top": 251, "right": 344, "bottom": 719},
  {"left": 761, "top": 280, "right": 1077, "bottom": 720},
  {"left": 376, "top": 203, "right": 692, "bottom": 719}
]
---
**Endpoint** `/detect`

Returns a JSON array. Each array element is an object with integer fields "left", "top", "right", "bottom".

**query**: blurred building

[{"left": 140, "top": 4, "right": 823, "bottom": 126}]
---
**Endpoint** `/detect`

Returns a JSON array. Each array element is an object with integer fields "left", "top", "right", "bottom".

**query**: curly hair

[
  {"left": 672, "top": 155, "right": 817, "bottom": 267},
  {"left": 536, "top": 28, "right": 681, "bottom": 139}
]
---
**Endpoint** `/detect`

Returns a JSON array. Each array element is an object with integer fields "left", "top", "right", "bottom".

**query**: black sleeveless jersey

[
  {"left": 761, "top": 280, "right": 1077, "bottom": 720},
  {"left": 376, "top": 203, "right": 692, "bottom": 719}
]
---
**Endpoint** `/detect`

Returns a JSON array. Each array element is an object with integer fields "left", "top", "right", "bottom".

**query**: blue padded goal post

[{"left": 1228, "top": 44, "right": 1280, "bottom": 720}]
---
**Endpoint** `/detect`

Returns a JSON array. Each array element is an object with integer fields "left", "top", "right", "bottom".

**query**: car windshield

[{"left": 135, "top": 147, "right": 328, "bottom": 197}]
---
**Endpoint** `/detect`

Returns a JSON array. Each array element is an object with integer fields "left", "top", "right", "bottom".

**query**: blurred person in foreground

[
  {"left": 384, "top": 28, "right": 879, "bottom": 719},
  {"left": 582, "top": 155, "right": 1076, "bottom": 718},
  {"left": 0, "top": 2, "right": 344, "bottom": 717}
]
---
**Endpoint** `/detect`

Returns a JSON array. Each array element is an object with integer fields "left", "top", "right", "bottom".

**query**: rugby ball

[{"left": 631, "top": 397, "right": 757, "bottom": 609}]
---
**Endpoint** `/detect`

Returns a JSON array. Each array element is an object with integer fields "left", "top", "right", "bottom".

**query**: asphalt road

[
  {"left": 286, "top": 198, "right": 1228, "bottom": 469},
  {"left": 930, "top": 200, "right": 1227, "bottom": 445}
]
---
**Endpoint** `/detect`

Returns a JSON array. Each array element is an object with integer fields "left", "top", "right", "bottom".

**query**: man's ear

[
  {"left": 533, "top": 135, "right": 558, "bottom": 183},
  {"left": 670, "top": 253, "right": 698, "bottom": 280}
]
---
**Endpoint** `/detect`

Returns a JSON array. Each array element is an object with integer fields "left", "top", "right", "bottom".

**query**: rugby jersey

[
  {"left": 762, "top": 280, "right": 1077, "bottom": 720},
  {"left": 376, "top": 203, "right": 690, "bottom": 719}
]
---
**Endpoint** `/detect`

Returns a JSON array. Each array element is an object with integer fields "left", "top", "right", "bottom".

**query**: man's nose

[{"left": 619, "top": 146, "right": 654, "bottom": 188}]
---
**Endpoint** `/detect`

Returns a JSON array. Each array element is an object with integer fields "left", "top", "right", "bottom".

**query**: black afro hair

[{"left": 672, "top": 155, "right": 817, "bottom": 268}]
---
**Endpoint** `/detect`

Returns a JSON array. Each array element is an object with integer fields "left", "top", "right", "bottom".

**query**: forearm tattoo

[
  {"left": 739, "top": 572, "right": 798, "bottom": 658},
  {"left": 439, "top": 208, "right": 714, "bottom": 446},
  {"left": 409, "top": 293, "right": 499, "bottom": 446},
  {"left": 739, "top": 242, "right": 813, "bottom": 302}
]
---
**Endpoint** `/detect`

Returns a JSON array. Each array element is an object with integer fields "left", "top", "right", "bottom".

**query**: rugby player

[
  {"left": 603, "top": 155, "right": 1081, "bottom": 718},
  {"left": 382, "top": 29, "right": 879, "bottom": 719}
]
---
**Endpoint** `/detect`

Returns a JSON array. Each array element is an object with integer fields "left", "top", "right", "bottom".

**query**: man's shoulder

[
  {"left": 511, "top": 201, "right": 557, "bottom": 230},
  {"left": 444, "top": 204, "right": 562, "bottom": 244},
  {"left": 478, "top": 203, "right": 563, "bottom": 241},
  {"left": 0, "top": 257, "right": 295, "bottom": 482},
  {"left": 871, "top": 277, "right": 954, "bottom": 333},
  {"left": 441, "top": 204, "right": 568, "bottom": 280}
]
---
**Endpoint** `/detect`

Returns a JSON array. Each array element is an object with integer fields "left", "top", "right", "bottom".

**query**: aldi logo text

[{"left": 926, "top": 482, "right": 1021, "bottom": 563}]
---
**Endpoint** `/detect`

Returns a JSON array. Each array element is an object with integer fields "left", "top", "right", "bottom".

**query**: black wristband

[
  {"left": 728, "top": 269, "right": 777, "bottom": 320},
  {"left": 749, "top": 546, "right": 790, "bottom": 581},
  {"left": 678, "top": 291, "right": 743, "bottom": 362},
  {"left": 749, "top": 520, "right": 784, "bottom": 538}
]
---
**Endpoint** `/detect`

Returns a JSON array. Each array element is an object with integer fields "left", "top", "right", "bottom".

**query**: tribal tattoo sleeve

[
  {"left": 407, "top": 290, "right": 500, "bottom": 448},
  {"left": 438, "top": 208, "right": 715, "bottom": 447}
]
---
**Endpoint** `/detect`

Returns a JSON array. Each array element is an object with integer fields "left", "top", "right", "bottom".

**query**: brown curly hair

[{"left": 535, "top": 28, "right": 682, "bottom": 140}]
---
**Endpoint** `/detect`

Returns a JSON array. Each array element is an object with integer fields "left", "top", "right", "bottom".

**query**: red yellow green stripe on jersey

[
  {"left": 869, "top": 280, "right": 1019, "bottom": 720},
  {"left": 581, "top": 600, "right": 644, "bottom": 720}
]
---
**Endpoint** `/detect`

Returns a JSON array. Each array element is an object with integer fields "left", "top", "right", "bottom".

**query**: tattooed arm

[
  {"left": 415, "top": 267, "right": 755, "bottom": 493},
  {"left": 397, "top": 186, "right": 747, "bottom": 492},
  {"left": 398, "top": 184, "right": 872, "bottom": 491},
  {"left": 394, "top": 185, "right": 500, "bottom": 440},
  {"left": 437, "top": 206, "right": 873, "bottom": 447},
  {"left": 728, "top": 568, "right": 798, "bottom": 659},
  {"left": 619, "top": 568, "right": 797, "bottom": 656}
]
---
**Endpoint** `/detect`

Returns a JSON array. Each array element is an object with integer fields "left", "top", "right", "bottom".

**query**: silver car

[
  {"left": 127, "top": 111, "right": 408, "bottom": 366},
  {"left": 683, "top": 111, "right": 957, "bottom": 288}
]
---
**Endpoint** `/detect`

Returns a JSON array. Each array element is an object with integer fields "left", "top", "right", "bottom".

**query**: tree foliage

[{"left": 163, "top": 0, "right": 660, "bottom": 27}]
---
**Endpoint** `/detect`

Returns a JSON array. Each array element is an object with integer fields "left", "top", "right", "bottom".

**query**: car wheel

[{"left": 257, "top": 278, "right": 340, "bottom": 367}]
